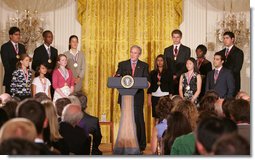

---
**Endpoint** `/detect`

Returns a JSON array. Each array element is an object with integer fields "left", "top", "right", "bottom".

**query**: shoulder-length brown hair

[
  {"left": 16, "top": 53, "right": 31, "bottom": 69},
  {"left": 153, "top": 54, "right": 167, "bottom": 72}
]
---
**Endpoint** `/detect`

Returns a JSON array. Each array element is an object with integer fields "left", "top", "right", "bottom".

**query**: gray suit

[{"left": 64, "top": 51, "right": 86, "bottom": 92}]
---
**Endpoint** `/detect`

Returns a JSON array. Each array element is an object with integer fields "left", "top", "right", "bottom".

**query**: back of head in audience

[
  {"left": 61, "top": 104, "right": 83, "bottom": 127},
  {"left": 163, "top": 111, "right": 192, "bottom": 154},
  {"left": 55, "top": 98, "right": 71, "bottom": 117},
  {"left": 41, "top": 100, "right": 62, "bottom": 142},
  {"left": 68, "top": 95, "right": 81, "bottom": 106},
  {"left": 0, "top": 93, "right": 11, "bottom": 106},
  {"left": 0, "top": 108, "right": 9, "bottom": 128},
  {"left": 222, "top": 98, "right": 235, "bottom": 119},
  {"left": 195, "top": 117, "right": 237, "bottom": 155},
  {"left": 0, "top": 138, "right": 41, "bottom": 155},
  {"left": 0, "top": 118, "right": 37, "bottom": 143},
  {"left": 34, "top": 92, "right": 51, "bottom": 102},
  {"left": 198, "top": 95, "right": 218, "bottom": 113},
  {"left": 204, "top": 90, "right": 219, "bottom": 99},
  {"left": 228, "top": 99, "right": 250, "bottom": 123},
  {"left": 212, "top": 133, "right": 250, "bottom": 155},
  {"left": 72, "top": 91, "right": 88, "bottom": 112},
  {"left": 2, "top": 99, "right": 18, "bottom": 119},
  {"left": 235, "top": 91, "right": 250, "bottom": 101},
  {"left": 173, "top": 100, "right": 198, "bottom": 130},
  {"left": 16, "top": 99, "right": 47, "bottom": 135},
  {"left": 170, "top": 95, "right": 183, "bottom": 108},
  {"left": 156, "top": 96, "right": 174, "bottom": 121}
]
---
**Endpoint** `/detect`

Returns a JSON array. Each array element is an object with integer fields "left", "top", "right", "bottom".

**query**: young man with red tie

[
  {"left": 0, "top": 27, "right": 26, "bottom": 94},
  {"left": 164, "top": 29, "right": 191, "bottom": 95},
  {"left": 218, "top": 31, "right": 244, "bottom": 96}
]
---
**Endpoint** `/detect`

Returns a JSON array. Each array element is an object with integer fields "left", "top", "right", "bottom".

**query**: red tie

[
  {"left": 214, "top": 70, "right": 219, "bottom": 83},
  {"left": 132, "top": 63, "right": 136, "bottom": 76},
  {"left": 225, "top": 48, "right": 229, "bottom": 58},
  {"left": 174, "top": 46, "right": 178, "bottom": 56},
  {"left": 15, "top": 44, "right": 19, "bottom": 54}
]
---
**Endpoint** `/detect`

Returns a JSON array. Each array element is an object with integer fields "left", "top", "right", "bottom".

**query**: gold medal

[
  {"left": 157, "top": 81, "right": 161, "bottom": 86},
  {"left": 186, "top": 85, "right": 190, "bottom": 90},
  {"left": 48, "top": 59, "right": 52, "bottom": 63},
  {"left": 174, "top": 57, "right": 177, "bottom": 61},
  {"left": 73, "top": 63, "right": 78, "bottom": 68},
  {"left": 16, "top": 55, "right": 20, "bottom": 59}
]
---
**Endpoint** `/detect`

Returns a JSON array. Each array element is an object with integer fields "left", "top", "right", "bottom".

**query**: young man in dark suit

[
  {"left": 115, "top": 45, "right": 149, "bottom": 153},
  {"left": 0, "top": 27, "right": 26, "bottom": 94},
  {"left": 218, "top": 31, "right": 244, "bottom": 96},
  {"left": 206, "top": 52, "right": 235, "bottom": 98},
  {"left": 164, "top": 29, "right": 191, "bottom": 95},
  {"left": 32, "top": 30, "right": 58, "bottom": 96},
  {"left": 195, "top": 44, "right": 212, "bottom": 100}
]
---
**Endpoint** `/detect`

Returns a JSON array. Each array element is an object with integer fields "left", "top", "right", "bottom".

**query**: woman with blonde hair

[{"left": 41, "top": 100, "right": 68, "bottom": 154}]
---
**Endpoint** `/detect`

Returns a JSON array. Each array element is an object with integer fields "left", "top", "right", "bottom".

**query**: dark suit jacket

[
  {"left": 32, "top": 44, "right": 58, "bottom": 80},
  {"left": 219, "top": 46, "right": 243, "bottom": 94},
  {"left": 59, "top": 122, "right": 90, "bottom": 155},
  {"left": 0, "top": 41, "right": 26, "bottom": 86},
  {"left": 147, "top": 69, "right": 173, "bottom": 94},
  {"left": 206, "top": 67, "right": 235, "bottom": 98},
  {"left": 79, "top": 113, "right": 102, "bottom": 155},
  {"left": 164, "top": 44, "right": 191, "bottom": 77},
  {"left": 116, "top": 59, "right": 149, "bottom": 106},
  {"left": 196, "top": 59, "right": 212, "bottom": 98}
]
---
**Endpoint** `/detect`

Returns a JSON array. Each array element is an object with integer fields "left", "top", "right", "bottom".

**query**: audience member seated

[
  {"left": 0, "top": 108, "right": 9, "bottom": 128},
  {"left": 162, "top": 111, "right": 192, "bottom": 155},
  {"left": 151, "top": 96, "right": 174, "bottom": 154},
  {"left": 235, "top": 91, "right": 250, "bottom": 101},
  {"left": 0, "top": 93, "right": 11, "bottom": 107},
  {"left": 228, "top": 99, "right": 250, "bottom": 143},
  {"left": 0, "top": 138, "right": 42, "bottom": 155},
  {"left": 73, "top": 91, "right": 103, "bottom": 155},
  {"left": 41, "top": 100, "right": 69, "bottom": 154},
  {"left": 16, "top": 99, "right": 53, "bottom": 155},
  {"left": 68, "top": 95, "right": 81, "bottom": 105},
  {"left": 2, "top": 99, "right": 18, "bottom": 119},
  {"left": 170, "top": 111, "right": 218, "bottom": 155},
  {"left": 170, "top": 95, "right": 183, "bottom": 108},
  {"left": 55, "top": 98, "right": 71, "bottom": 122},
  {"left": 195, "top": 117, "right": 238, "bottom": 155},
  {"left": 59, "top": 104, "right": 90, "bottom": 155},
  {"left": 198, "top": 95, "right": 218, "bottom": 114},
  {"left": 212, "top": 133, "right": 250, "bottom": 155},
  {"left": 34, "top": 92, "right": 51, "bottom": 103},
  {"left": 172, "top": 100, "right": 198, "bottom": 130},
  {"left": 221, "top": 98, "right": 235, "bottom": 119},
  {"left": 0, "top": 118, "right": 37, "bottom": 142}
]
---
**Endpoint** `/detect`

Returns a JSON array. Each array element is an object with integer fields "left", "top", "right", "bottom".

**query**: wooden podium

[{"left": 108, "top": 76, "right": 148, "bottom": 155}]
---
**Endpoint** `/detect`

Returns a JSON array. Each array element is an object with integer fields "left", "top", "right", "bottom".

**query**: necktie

[
  {"left": 47, "top": 47, "right": 51, "bottom": 58},
  {"left": 131, "top": 63, "right": 136, "bottom": 76},
  {"left": 174, "top": 46, "right": 178, "bottom": 56},
  {"left": 214, "top": 70, "right": 219, "bottom": 83},
  {"left": 15, "top": 44, "right": 19, "bottom": 54},
  {"left": 225, "top": 48, "right": 229, "bottom": 58}
]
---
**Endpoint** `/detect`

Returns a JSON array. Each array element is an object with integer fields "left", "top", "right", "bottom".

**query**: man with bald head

[{"left": 59, "top": 104, "right": 90, "bottom": 155}]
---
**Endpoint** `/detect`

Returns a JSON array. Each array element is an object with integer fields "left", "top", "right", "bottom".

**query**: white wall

[{"left": 0, "top": 0, "right": 250, "bottom": 94}]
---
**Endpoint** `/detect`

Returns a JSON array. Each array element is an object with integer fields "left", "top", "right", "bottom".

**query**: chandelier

[
  {"left": 216, "top": 3, "right": 250, "bottom": 49},
  {"left": 8, "top": 10, "right": 44, "bottom": 55}
]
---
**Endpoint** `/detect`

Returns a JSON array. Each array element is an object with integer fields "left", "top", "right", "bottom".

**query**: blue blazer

[{"left": 206, "top": 67, "right": 235, "bottom": 98}]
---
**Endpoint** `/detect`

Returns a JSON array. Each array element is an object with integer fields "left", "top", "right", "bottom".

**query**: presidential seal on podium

[{"left": 121, "top": 75, "right": 134, "bottom": 88}]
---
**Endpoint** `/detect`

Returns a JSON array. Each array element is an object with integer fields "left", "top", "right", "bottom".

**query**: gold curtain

[{"left": 77, "top": 0, "right": 182, "bottom": 143}]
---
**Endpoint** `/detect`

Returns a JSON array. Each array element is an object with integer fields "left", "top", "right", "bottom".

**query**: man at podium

[{"left": 115, "top": 45, "right": 149, "bottom": 153}]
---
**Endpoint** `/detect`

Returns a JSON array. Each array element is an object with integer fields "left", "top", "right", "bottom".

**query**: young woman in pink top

[{"left": 52, "top": 54, "right": 74, "bottom": 102}]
